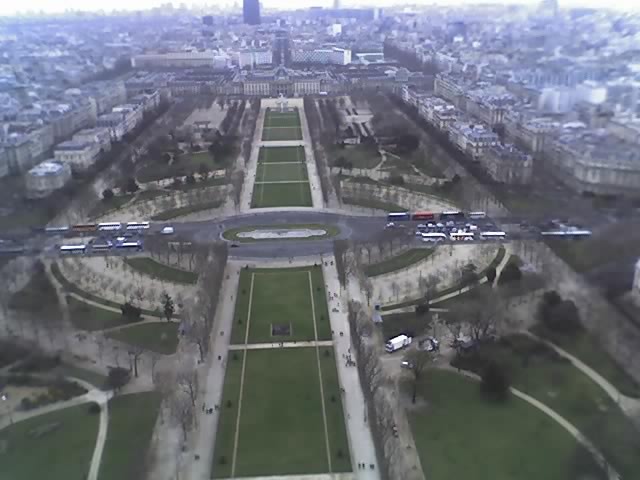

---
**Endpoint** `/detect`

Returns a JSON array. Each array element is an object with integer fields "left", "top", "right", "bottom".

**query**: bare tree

[
  {"left": 390, "top": 281, "right": 401, "bottom": 301},
  {"left": 362, "top": 277, "right": 374, "bottom": 306},
  {"left": 418, "top": 274, "right": 439, "bottom": 304},
  {"left": 177, "top": 369, "right": 199, "bottom": 407},
  {"left": 186, "top": 316, "right": 209, "bottom": 363},
  {"left": 170, "top": 392, "right": 194, "bottom": 443},
  {"left": 404, "top": 349, "right": 436, "bottom": 404},
  {"left": 230, "top": 170, "right": 245, "bottom": 211},
  {"left": 128, "top": 345, "right": 145, "bottom": 377}
]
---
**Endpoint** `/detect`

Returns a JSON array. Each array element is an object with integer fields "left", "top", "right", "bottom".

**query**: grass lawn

[
  {"left": 409, "top": 370, "right": 605, "bottom": 480},
  {"left": 212, "top": 347, "right": 350, "bottom": 478},
  {"left": 341, "top": 196, "right": 407, "bottom": 212},
  {"left": 259, "top": 146, "right": 305, "bottom": 163},
  {"left": 53, "top": 363, "right": 108, "bottom": 390},
  {"left": 223, "top": 224, "right": 340, "bottom": 242},
  {"left": 98, "top": 392, "right": 162, "bottom": 480},
  {"left": 453, "top": 334, "right": 640, "bottom": 479},
  {"left": 181, "top": 150, "right": 216, "bottom": 169},
  {"left": 67, "top": 296, "right": 126, "bottom": 331},
  {"left": 264, "top": 110, "right": 301, "bottom": 128},
  {"left": 123, "top": 257, "right": 198, "bottom": 284},
  {"left": 151, "top": 200, "right": 223, "bottom": 220},
  {"left": 132, "top": 189, "right": 169, "bottom": 203},
  {"left": 0, "top": 402, "right": 99, "bottom": 480},
  {"left": 251, "top": 182, "right": 313, "bottom": 208},
  {"left": 256, "top": 163, "right": 308, "bottom": 182},
  {"left": 364, "top": 248, "right": 434, "bottom": 277},
  {"left": 231, "top": 266, "right": 331, "bottom": 345},
  {"left": 262, "top": 126, "right": 303, "bottom": 141},
  {"left": 88, "top": 195, "right": 133, "bottom": 219},
  {"left": 106, "top": 322, "right": 179, "bottom": 355},
  {"left": 531, "top": 324, "right": 640, "bottom": 398}
]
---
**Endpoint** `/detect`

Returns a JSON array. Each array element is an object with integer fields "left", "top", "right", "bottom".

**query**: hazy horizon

[{"left": 0, "top": 0, "right": 638, "bottom": 17}]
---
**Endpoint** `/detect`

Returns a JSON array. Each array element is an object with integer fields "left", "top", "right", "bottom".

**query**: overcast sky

[{"left": 0, "top": 0, "right": 637, "bottom": 17}]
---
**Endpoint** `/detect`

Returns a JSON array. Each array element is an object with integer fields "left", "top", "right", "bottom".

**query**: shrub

[
  {"left": 480, "top": 361, "right": 510, "bottom": 402},
  {"left": 415, "top": 303, "right": 429, "bottom": 316},
  {"left": 102, "top": 188, "right": 114, "bottom": 201},
  {"left": 219, "top": 456, "right": 227, "bottom": 465},
  {"left": 121, "top": 302, "right": 142, "bottom": 322},
  {"left": 538, "top": 291, "right": 583, "bottom": 335},
  {"left": 389, "top": 175, "right": 405, "bottom": 186},
  {"left": 88, "top": 403, "right": 101, "bottom": 415},
  {"left": 498, "top": 262, "right": 522, "bottom": 285}
]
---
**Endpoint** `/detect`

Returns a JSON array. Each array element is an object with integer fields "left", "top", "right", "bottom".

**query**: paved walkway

[
  {"left": 440, "top": 365, "right": 621, "bottom": 480},
  {"left": 228, "top": 340, "right": 333, "bottom": 351},
  {"left": 322, "top": 256, "right": 380, "bottom": 480},
  {"left": 523, "top": 330, "right": 640, "bottom": 417}
]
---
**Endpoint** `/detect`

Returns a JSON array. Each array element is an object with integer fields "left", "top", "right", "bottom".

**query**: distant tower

[
  {"left": 243, "top": 0, "right": 260, "bottom": 25},
  {"left": 333, "top": 0, "right": 341, "bottom": 9}
]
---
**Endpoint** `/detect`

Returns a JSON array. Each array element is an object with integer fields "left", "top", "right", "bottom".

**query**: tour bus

[
  {"left": 60, "top": 244, "right": 87, "bottom": 254},
  {"left": 71, "top": 224, "right": 97, "bottom": 234},
  {"left": 387, "top": 212, "right": 411, "bottom": 222},
  {"left": 412, "top": 211, "right": 435, "bottom": 221},
  {"left": 540, "top": 229, "right": 592, "bottom": 238},
  {"left": 439, "top": 210, "right": 465, "bottom": 222},
  {"left": 125, "top": 221, "right": 150, "bottom": 231},
  {"left": 116, "top": 240, "right": 143, "bottom": 251},
  {"left": 421, "top": 232, "right": 447, "bottom": 243},
  {"left": 97, "top": 222, "right": 122, "bottom": 232},
  {"left": 450, "top": 231, "right": 475, "bottom": 241},
  {"left": 468, "top": 211, "right": 487, "bottom": 220},
  {"left": 91, "top": 241, "right": 113, "bottom": 251},
  {"left": 479, "top": 231, "right": 506, "bottom": 241},
  {"left": 44, "top": 226, "right": 69, "bottom": 234}
]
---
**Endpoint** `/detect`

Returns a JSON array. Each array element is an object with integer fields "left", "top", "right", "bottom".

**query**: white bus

[
  {"left": 450, "top": 231, "right": 475, "bottom": 241},
  {"left": 97, "top": 222, "right": 122, "bottom": 232},
  {"left": 421, "top": 232, "right": 447, "bottom": 242},
  {"left": 468, "top": 211, "right": 487, "bottom": 220},
  {"left": 480, "top": 231, "right": 506, "bottom": 240},
  {"left": 91, "top": 241, "right": 113, "bottom": 251},
  {"left": 45, "top": 226, "right": 69, "bottom": 234},
  {"left": 60, "top": 244, "right": 87, "bottom": 254},
  {"left": 125, "top": 221, "right": 150, "bottom": 231},
  {"left": 116, "top": 241, "right": 143, "bottom": 251}
]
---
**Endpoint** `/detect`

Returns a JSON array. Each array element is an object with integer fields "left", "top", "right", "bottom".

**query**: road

[{"left": 0, "top": 209, "right": 602, "bottom": 261}]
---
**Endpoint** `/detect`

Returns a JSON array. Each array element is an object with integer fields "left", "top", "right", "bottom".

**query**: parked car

[{"left": 161, "top": 226, "right": 174, "bottom": 235}]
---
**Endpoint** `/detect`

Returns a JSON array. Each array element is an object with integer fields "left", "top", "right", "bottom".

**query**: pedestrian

[
  {"left": 202, "top": 403, "right": 205, "bottom": 412},
  {"left": 214, "top": 404, "right": 219, "bottom": 411},
  {"left": 218, "top": 355, "right": 222, "bottom": 361}
]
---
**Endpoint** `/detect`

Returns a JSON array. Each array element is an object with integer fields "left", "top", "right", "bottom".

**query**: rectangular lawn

[
  {"left": 262, "top": 126, "right": 303, "bottom": 141},
  {"left": 231, "top": 266, "right": 331, "bottom": 344},
  {"left": 259, "top": 146, "right": 305, "bottom": 163},
  {"left": 213, "top": 347, "right": 349, "bottom": 478},
  {"left": 251, "top": 181, "right": 312, "bottom": 208},
  {"left": 255, "top": 163, "right": 308, "bottom": 182}
]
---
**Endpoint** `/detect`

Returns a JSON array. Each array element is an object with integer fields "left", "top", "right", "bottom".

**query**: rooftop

[{"left": 28, "top": 160, "right": 67, "bottom": 176}]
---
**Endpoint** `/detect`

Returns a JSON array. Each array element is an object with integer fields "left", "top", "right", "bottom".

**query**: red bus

[
  {"left": 71, "top": 224, "right": 98, "bottom": 233},
  {"left": 412, "top": 212, "right": 435, "bottom": 221}
]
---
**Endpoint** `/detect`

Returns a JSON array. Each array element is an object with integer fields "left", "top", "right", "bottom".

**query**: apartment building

[
  {"left": 25, "top": 159, "right": 72, "bottom": 199},
  {"left": 483, "top": 144, "right": 533, "bottom": 184}
]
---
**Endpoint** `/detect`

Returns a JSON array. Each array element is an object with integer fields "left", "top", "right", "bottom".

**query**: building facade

[
  {"left": 483, "top": 144, "right": 533, "bottom": 184},
  {"left": 54, "top": 140, "right": 102, "bottom": 171},
  {"left": 448, "top": 121, "right": 500, "bottom": 160},
  {"left": 25, "top": 160, "right": 72, "bottom": 199}
]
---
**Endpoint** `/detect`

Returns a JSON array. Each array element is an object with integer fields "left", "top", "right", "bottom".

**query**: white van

[
  {"left": 385, "top": 335, "right": 412, "bottom": 353},
  {"left": 161, "top": 226, "right": 174, "bottom": 235}
]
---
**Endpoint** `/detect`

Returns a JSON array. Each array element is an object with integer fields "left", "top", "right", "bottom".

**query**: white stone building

[
  {"left": 25, "top": 160, "right": 72, "bottom": 199},
  {"left": 54, "top": 140, "right": 102, "bottom": 171}
]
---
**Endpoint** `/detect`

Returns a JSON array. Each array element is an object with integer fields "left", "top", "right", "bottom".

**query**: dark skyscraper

[{"left": 243, "top": 0, "right": 261, "bottom": 25}]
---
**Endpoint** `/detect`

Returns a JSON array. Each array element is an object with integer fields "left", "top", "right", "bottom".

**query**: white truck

[{"left": 385, "top": 334, "right": 413, "bottom": 353}]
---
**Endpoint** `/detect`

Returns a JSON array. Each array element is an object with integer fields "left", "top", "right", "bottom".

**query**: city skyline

[{"left": 1, "top": 0, "right": 639, "bottom": 16}]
